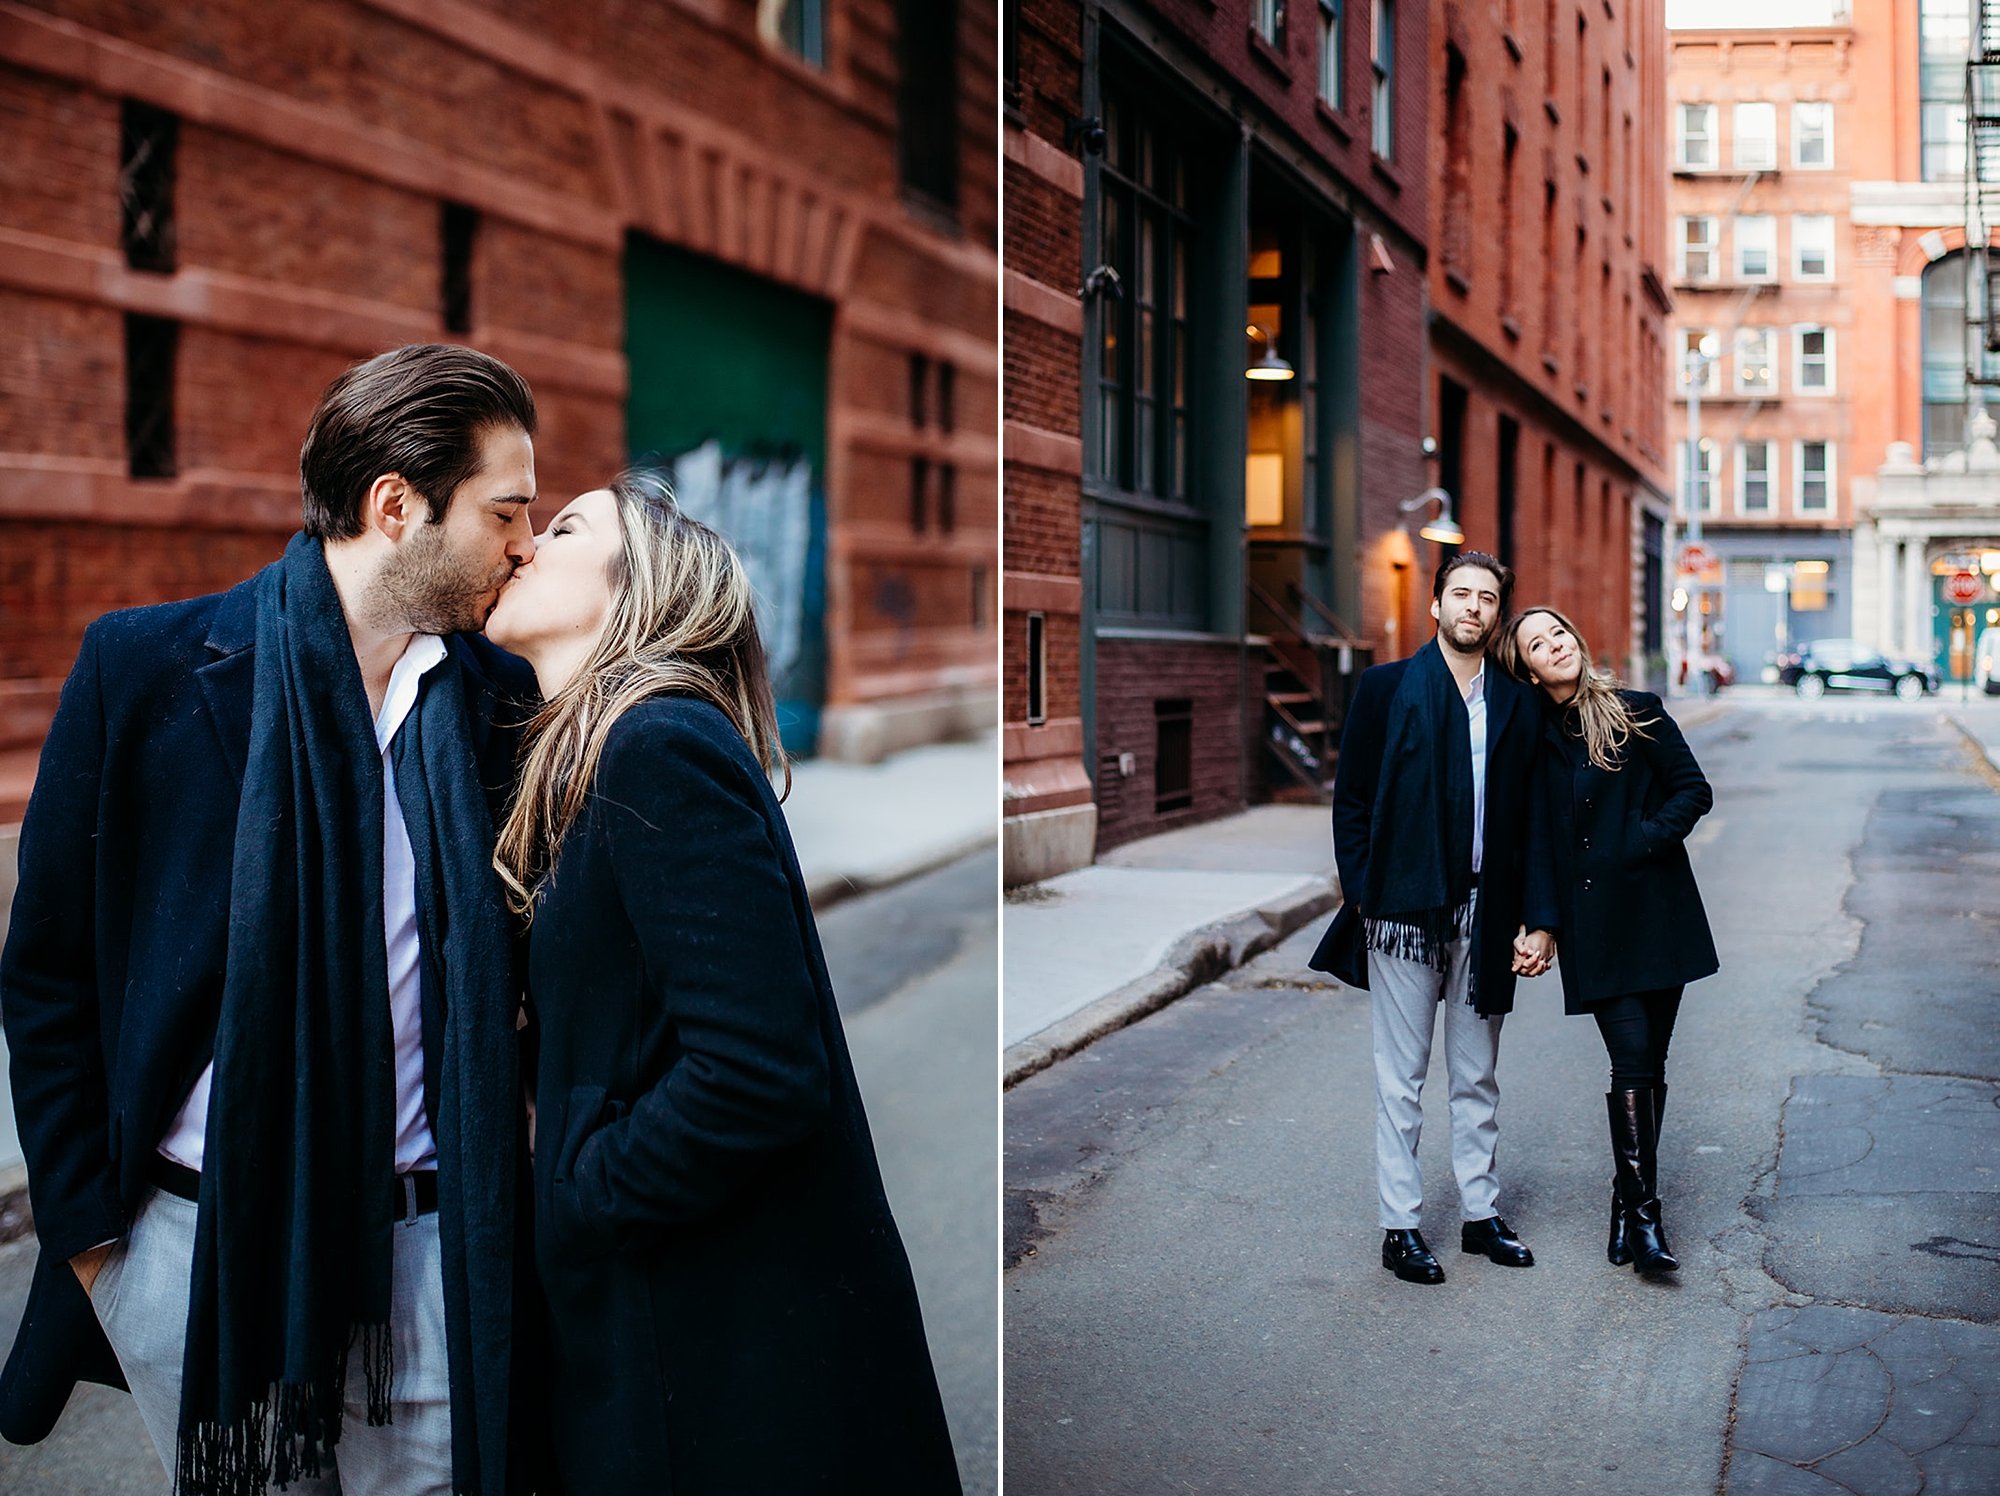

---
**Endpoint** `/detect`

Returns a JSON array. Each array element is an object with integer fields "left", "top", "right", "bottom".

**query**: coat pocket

[{"left": 548, "top": 1085, "right": 626, "bottom": 1263}]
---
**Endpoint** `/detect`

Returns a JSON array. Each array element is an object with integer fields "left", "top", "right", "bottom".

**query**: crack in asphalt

[{"left": 1719, "top": 716, "right": 2000, "bottom": 1495}]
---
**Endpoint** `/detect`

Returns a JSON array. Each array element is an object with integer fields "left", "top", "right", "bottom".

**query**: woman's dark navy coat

[
  {"left": 1535, "top": 690, "right": 1719, "bottom": 1013},
  {"left": 528, "top": 696, "right": 960, "bottom": 1495}
]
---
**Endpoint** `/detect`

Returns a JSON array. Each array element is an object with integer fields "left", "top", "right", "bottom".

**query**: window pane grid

[{"left": 1095, "top": 92, "right": 1196, "bottom": 505}]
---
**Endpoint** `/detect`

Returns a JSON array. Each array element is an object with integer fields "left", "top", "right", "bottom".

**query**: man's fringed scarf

[
  {"left": 176, "top": 533, "right": 519, "bottom": 1496},
  {"left": 1361, "top": 639, "right": 1481, "bottom": 998}
]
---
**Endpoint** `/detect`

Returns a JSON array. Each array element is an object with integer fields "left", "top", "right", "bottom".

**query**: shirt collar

[{"left": 374, "top": 634, "right": 449, "bottom": 754}]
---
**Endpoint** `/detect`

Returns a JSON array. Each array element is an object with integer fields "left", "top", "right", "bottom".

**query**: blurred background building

[
  {"left": 1003, "top": 0, "right": 1671, "bottom": 883},
  {"left": 1669, "top": 0, "right": 2000, "bottom": 687},
  {"left": 1430, "top": 0, "right": 1673, "bottom": 688},
  {"left": 1669, "top": 0, "right": 1859, "bottom": 681},
  {"left": 0, "top": 0, "right": 999, "bottom": 843}
]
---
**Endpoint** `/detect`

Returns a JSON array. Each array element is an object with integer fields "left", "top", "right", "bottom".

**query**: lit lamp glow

[
  {"left": 1245, "top": 323, "right": 1295, "bottom": 381},
  {"left": 1398, "top": 486, "right": 1465, "bottom": 546}
]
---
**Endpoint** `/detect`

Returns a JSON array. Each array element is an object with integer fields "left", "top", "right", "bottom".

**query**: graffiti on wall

[{"left": 662, "top": 439, "right": 817, "bottom": 686}]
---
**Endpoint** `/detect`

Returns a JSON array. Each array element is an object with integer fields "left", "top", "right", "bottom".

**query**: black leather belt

[{"left": 148, "top": 1155, "right": 439, "bottom": 1219}]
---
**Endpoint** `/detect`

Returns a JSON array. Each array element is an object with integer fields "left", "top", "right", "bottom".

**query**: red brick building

[
  {"left": 0, "top": 0, "right": 998, "bottom": 833},
  {"left": 1424, "top": 0, "right": 1674, "bottom": 681},
  {"left": 1003, "top": 0, "right": 1434, "bottom": 881}
]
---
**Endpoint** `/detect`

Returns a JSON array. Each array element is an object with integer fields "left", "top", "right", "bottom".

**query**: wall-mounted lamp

[
  {"left": 1245, "top": 323, "right": 1295, "bottom": 381},
  {"left": 1398, "top": 486, "right": 1465, "bottom": 546}
]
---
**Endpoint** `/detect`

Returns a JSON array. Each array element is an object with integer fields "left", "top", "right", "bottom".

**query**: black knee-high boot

[
  {"left": 1606, "top": 1091, "right": 1630, "bottom": 1266},
  {"left": 1607, "top": 1088, "right": 1679, "bottom": 1273}
]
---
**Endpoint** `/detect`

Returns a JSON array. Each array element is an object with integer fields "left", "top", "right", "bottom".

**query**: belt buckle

[{"left": 399, "top": 1173, "right": 419, "bottom": 1225}]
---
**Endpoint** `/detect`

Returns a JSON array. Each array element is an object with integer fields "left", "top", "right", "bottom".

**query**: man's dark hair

[
  {"left": 299, "top": 344, "right": 537, "bottom": 540},
  {"left": 1433, "top": 549, "right": 1513, "bottom": 613}
]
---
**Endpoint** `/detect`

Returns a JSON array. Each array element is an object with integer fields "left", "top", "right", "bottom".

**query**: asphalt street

[
  {"left": 1004, "top": 694, "right": 2000, "bottom": 1495},
  {"left": 0, "top": 847, "right": 1000, "bottom": 1494}
]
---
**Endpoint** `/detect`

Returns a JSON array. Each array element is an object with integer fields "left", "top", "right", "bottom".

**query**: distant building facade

[
  {"left": 1669, "top": 0, "right": 2000, "bottom": 684},
  {"left": 1669, "top": 5, "right": 1857, "bottom": 680},
  {"left": 0, "top": 0, "right": 998, "bottom": 832}
]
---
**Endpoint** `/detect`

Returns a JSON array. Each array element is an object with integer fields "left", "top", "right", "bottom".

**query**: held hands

[
  {"left": 70, "top": 1241, "right": 115, "bottom": 1296},
  {"left": 1512, "top": 925, "right": 1555, "bottom": 979}
]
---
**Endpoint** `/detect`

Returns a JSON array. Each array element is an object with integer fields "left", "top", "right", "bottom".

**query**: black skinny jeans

[{"left": 1591, "top": 986, "right": 1684, "bottom": 1091}]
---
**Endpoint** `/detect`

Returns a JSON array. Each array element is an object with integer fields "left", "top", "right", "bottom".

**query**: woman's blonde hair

[
  {"left": 494, "top": 468, "right": 789, "bottom": 917},
  {"left": 1494, "top": 605, "right": 1652, "bottom": 772}
]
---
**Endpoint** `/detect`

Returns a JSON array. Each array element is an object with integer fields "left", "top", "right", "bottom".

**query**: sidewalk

[
  {"left": 1002, "top": 805, "right": 1339, "bottom": 1083},
  {"left": 783, "top": 732, "right": 999, "bottom": 908}
]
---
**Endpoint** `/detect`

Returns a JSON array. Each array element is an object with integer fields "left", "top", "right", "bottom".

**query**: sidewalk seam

[{"left": 1003, "top": 876, "right": 1339, "bottom": 1087}]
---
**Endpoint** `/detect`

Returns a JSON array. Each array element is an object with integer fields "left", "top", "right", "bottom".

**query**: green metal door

[{"left": 624, "top": 237, "right": 832, "bottom": 755}]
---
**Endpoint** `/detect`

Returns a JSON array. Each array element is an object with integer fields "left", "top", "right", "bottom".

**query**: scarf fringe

[
  {"left": 1364, "top": 892, "right": 1479, "bottom": 987},
  {"left": 174, "top": 1323, "right": 392, "bottom": 1496}
]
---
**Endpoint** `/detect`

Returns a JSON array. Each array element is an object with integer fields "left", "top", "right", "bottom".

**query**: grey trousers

[
  {"left": 89, "top": 1186, "right": 454, "bottom": 1495},
  {"left": 1368, "top": 929, "right": 1507, "bottom": 1231}
]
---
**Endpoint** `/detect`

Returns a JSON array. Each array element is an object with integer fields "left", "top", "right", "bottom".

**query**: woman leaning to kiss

[
  {"left": 483, "top": 469, "right": 961, "bottom": 1493},
  {"left": 1496, "top": 607, "right": 1719, "bottom": 1277}
]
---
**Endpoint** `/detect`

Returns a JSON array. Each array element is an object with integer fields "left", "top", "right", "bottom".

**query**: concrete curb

[
  {"left": 1944, "top": 712, "right": 2000, "bottom": 784},
  {"left": 1003, "top": 875, "right": 1340, "bottom": 1088},
  {"left": 804, "top": 829, "right": 998, "bottom": 912}
]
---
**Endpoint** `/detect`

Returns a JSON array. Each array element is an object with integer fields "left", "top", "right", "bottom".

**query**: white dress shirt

[
  {"left": 159, "top": 634, "right": 449, "bottom": 1174},
  {"left": 1465, "top": 665, "right": 1488, "bottom": 876}
]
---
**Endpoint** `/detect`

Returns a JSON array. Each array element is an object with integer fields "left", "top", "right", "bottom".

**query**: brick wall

[
  {"left": 1139, "top": 0, "right": 1430, "bottom": 248},
  {"left": 1001, "top": 0, "right": 1088, "bottom": 829},
  {"left": 0, "top": 0, "right": 997, "bottom": 815},
  {"left": 1092, "top": 639, "right": 1242, "bottom": 849}
]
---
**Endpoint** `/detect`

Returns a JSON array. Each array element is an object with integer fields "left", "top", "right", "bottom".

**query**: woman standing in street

[
  {"left": 483, "top": 469, "right": 961, "bottom": 1493},
  {"left": 1497, "top": 606, "right": 1719, "bottom": 1276}
]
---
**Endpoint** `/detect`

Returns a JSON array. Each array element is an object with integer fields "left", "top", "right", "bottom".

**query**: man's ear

[
  {"left": 363, "top": 474, "right": 428, "bottom": 541},
  {"left": 1429, "top": 597, "right": 1441, "bottom": 622}
]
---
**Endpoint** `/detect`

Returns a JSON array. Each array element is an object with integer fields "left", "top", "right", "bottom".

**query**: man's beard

[
  {"left": 370, "top": 520, "right": 512, "bottom": 635},
  {"left": 1445, "top": 612, "right": 1496, "bottom": 651}
]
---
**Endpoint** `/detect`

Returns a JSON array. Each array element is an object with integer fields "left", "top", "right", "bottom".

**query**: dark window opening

[
  {"left": 119, "top": 100, "right": 178, "bottom": 273},
  {"left": 910, "top": 456, "right": 929, "bottom": 533},
  {"left": 1497, "top": 414, "right": 1520, "bottom": 566},
  {"left": 1094, "top": 84, "right": 1196, "bottom": 502},
  {"left": 1155, "top": 698, "right": 1193, "bottom": 813},
  {"left": 1026, "top": 612, "right": 1047, "bottom": 724},
  {"left": 972, "top": 565, "right": 988, "bottom": 630},
  {"left": 1437, "top": 375, "right": 1467, "bottom": 556},
  {"left": 125, "top": 314, "right": 178, "bottom": 479},
  {"left": 938, "top": 464, "right": 957, "bottom": 533},
  {"left": 442, "top": 202, "right": 478, "bottom": 334},
  {"left": 1003, "top": 0, "right": 1022, "bottom": 113},
  {"left": 897, "top": 0, "right": 961, "bottom": 218}
]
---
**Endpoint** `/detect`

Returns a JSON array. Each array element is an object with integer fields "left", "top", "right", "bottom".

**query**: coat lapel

[
  {"left": 195, "top": 575, "right": 261, "bottom": 786},
  {"left": 1484, "top": 659, "right": 1522, "bottom": 752}
]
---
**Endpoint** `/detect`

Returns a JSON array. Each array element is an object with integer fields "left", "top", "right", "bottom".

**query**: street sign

[
  {"left": 1678, "top": 542, "right": 1717, "bottom": 574},
  {"left": 1946, "top": 570, "right": 1983, "bottom": 604}
]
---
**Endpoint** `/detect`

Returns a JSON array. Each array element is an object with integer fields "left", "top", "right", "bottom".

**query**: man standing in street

[
  {"left": 0, "top": 345, "right": 541, "bottom": 1494},
  {"left": 1310, "top": 551, "right": 1558, "bottom": 1285}
]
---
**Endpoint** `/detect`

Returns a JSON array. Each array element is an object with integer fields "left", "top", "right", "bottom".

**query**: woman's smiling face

[{"left": 1513, "top": 610, "right": 1584, "bottom": 694}]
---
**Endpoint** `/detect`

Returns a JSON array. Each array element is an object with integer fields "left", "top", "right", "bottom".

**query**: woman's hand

[{"left": 1512, "top": 925, "right": 1555, "bottom": 978}]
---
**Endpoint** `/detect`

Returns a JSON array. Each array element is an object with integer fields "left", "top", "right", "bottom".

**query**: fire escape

[{"left": 1968, "top": 0, "right": 2000, "bottom": 386}]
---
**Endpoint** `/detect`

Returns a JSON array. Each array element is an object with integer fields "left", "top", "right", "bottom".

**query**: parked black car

[{"left": 1776, "top": 639, "right": 1939, "bottom": 700}]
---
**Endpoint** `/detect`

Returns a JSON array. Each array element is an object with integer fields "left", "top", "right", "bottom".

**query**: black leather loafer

[
  {"left": 1461, "top": 1215, "right": 1535, "bottom": 1267},
  {"left": 1382, "top": 1228, "right": 1446, "bottom": 1284}
]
